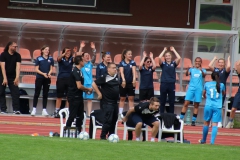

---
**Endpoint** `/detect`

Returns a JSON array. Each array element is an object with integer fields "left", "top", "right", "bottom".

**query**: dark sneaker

[
  {"left": 198, "top": 139, "right": 206, "bottom": 144},
  {"left": 1, "top": 111, "right": 7, "bottom": 114},
  {"left": 191, "top": 121, "right": 196, "bottom": 126},
  {"left": 53, "top": 110, "right": 60, "bottom": 118},
  {"left": 13, "top": 111, "right": 21, "bottom": 114}
]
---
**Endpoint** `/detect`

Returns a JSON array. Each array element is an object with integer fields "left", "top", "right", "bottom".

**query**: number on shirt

[{"left": 209, "top": 88, "right": 219, "bottom": 99}]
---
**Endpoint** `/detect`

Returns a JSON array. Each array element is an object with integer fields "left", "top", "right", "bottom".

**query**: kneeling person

[
  {"left": 92, "top": 63, "right": 119, "bottom": 140},
  {"left": 122, "top": 97, "right": 160, "bottom": 142}
]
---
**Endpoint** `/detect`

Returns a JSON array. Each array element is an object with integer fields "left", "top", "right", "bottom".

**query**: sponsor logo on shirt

[
  {"left": 194, "top": 74, "right": 200, "bottom": 78},
  {"left": 130, "top": 65, "right": 132, "bottom": 68},
  {"left": 48, "top": 60, "right": 51, "bottom": 63}
]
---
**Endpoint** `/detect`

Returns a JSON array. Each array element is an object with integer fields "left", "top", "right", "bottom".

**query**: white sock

[
  {"left": 55, "top": 108, "right": 59, "bottom": 111},
  {"left": 136, "top": 137, "right": 140, "bottom": 141},
  {"left": 119, "top": 108, "right": 123, "bottom": 114},
  {"left": 151, "top": 137, "right": 155, "bottom": 142},
  {"left": 32, "top": 107, "right": 36, "bottom": 111},
  {"left": 43, "top": 109, "right": 46, "bottom": 112}
]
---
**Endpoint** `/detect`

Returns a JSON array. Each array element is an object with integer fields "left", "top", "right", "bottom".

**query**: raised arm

[
  {"left": 90, "top": 42, "right": 97, "bottom": 64},
  {"left": 170, "top": 46, "right": 181, "bottom": 66},
  {"left": 226, "top": 56, "right": 231, "bottom": 73},
  {"left": 208, "top": 56, "right": 217, "bottom": 71},
  {"left": 1, "top": 62, "right": 7, "bottom": 86},
  {"left": 139, "top": 51, "right": 147, "bottom": 70},
  {"left": 235, "top": 59, "right": 240, "bottom": 74},
  {"left": 149, "top": 52, "right": 156, "bottom": 70},
  {"left": 57, "top": 52, "right": 66, "bottom": 62},
  {"left": 158, "top": 47, "right": 167, "bottom": 66},
  {"left": 78, "top": 41, "right": 85, "bottom": 55}
]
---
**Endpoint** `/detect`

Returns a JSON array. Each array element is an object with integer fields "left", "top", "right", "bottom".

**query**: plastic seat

[
  {"left": 134, "top": 56, "right": 141, "bottom": 66},
  {"left": 59, "top": 108, "right": 86, "bottom": 138},
  {"left": 153, "top": 72, "right": 158, "bottom": 80},
  {"left": 53, "top": 51, "right": 62, "bottom": 61},
  {"left": 135, "top": 81, "right": 139, "bottom": 91},
  {"left": 158, "top": 116, "right": 184, "bottom": 143},
  {"left": 91, "top": 115, "right": 118, "bottom": 139},
  {"left": 33, "top": 49, "right": 41, "bottom": 60},
  {"left": 226, "top": 86, "right": 238, "bottom": 97},
  {"left": 20, "top": 65, "right": 35, "bottom": 73},
  {"left": 201, "top": 59, "right": 210, "bottom": 69},
  {"left": 114, "top": 54, "right": 122, "bottom": 64},
  {"left": 153, "top": 82, "right": 160, "bottom": 91},
  {"left": 177, "top": 58, "right": 192, "bottom": 68},
  {"left": 19, "top": 48, "right": 32, "bottom": 62},
  {"left": 21, "top": 75, "right": 36, "bottom": 84},
  {"left": 92, "top": 68, "right": 96, "bottom": 77},
  {"left": 182, "top": 74, "right": 190, "bottom": 81},
  {"left": 205, "top": 74, "right": 212, "bottom": 82},
  {"left": 154, "top": 57, "right": 165, "bottom": 67},
  {"left": 227, "top": 75, "right": 239, "bottom": 84},
  {"left": 122, "top": 113, "right": 148, "bottom": 141},
  {"left": 51, "top": 76, "right": 57, "bottom": 85}
]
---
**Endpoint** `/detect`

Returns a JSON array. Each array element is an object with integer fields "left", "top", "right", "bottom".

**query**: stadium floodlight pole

[{"left": 16, "top": 23, "right": 26, "bottom": 53}]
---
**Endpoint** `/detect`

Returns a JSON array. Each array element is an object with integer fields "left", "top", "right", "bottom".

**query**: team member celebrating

[
  {"left": 122, "top": 97, "right": 160, "bottom": 142},
  {"left": 158, "top": 46, "right": 181, "bottom": 113},
  {"left": 31, "top": 45, "right": 54, "bottom": 116},
  {"left": 199, "top": 72, "right": 225, "bottom": 144},
  {"left": 96, "top": 51, "right": 111, "bottom": 79},
  {"left": 54, "top": 47, "right": 75, "bottom": 117},
  {"left": 180, "top": 57, "right": 206, "bottom": 126},
  {"left": 226, "top": 60, "right": 240, "bottom": 128},
  {"left": 65, "top": 56, "right": 93, "bottom": 132},
  {"left": 118, "top": 49, "right": 137, "bottom": 114},
  {"left": 139, "top": 51, "right": 156, "bottom": 102},
  {"left": 0, "top": 42, "right": 21, "bottom": 114},
  {"left": 92, "top": 63, "right": 119, "bottom": 140},
  {"left": 79, "top": 41, "right": 97, "bottom": 117},
  {"left": 208, "top": 56, "right": 230, "bottom": 128}
]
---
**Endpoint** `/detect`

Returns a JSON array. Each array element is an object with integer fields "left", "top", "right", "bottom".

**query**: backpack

[{"left": 19, "top": 89, "right": 30, "bottom": 114}]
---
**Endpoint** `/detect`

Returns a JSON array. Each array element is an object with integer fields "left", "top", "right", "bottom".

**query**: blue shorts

[
  {"left": 131, "top": 113, "right": 158, "bottom": 127},
  {"left": 185, "top": 87, "right": 203, "bottom": 103},
  {"left": 83, "top": 84, "right": 94, "bottom": 99},
  {"left": 203, "top": 105, "right": 221, "bottom": 123},
  {"left": 232, "top": 88, "right": 240, "bottom": 109}
]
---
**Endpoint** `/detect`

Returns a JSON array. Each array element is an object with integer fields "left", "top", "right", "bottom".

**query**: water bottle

[
  {"left": 186, "top": 108, "right": 191, "bottom": 125},
  {"left": 49, "top": 131, "right": 53, "bottom": 137}
]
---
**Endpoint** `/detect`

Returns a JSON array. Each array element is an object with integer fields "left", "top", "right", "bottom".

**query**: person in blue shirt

[
  {"left": 208, "top": 56, "right": 230, "bottom": 128},
  {"left": 54, "top": 47, "right": 75, "bottom": 117},
  {"left": 158, "top": 46, "right": 181, "bottom": 114},
  {"left": 79, "top": 41, "right": 96, "bottom": 117},
  {"left": 199, "top": 72, "right": 225, "bottom": 145},
  {"left": 118, "top": 49, "right": 137, "bottom": 115},
  {"left": 31, "top": 45, "right": 54, "bottom": 116},
  {"left": 96, "top": 51, "right": 111, "bottom": 79},
  {"left": 139, "top": 51, "right": 156, "bottom": 102},
  {"left": 226, "top": 60, "right": 240, "bottom": 128},
  {"left": 180, "top": 57, "right": 206, "bottom": 126}
]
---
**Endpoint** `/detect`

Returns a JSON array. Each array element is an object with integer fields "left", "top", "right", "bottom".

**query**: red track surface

[{"left": 0, "top": 115, "right": 240, "bottom": 146}]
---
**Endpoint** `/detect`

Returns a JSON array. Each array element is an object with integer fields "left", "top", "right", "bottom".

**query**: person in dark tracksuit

[
  {"left": 96, "top": 51, "right": 111, "bottom": 79},
  {"left": 139, "top": 51, "right": 156, "bottom": 102},
  {"left": 54, "top": 47, "right": 74, "bottom": 117},
  {"left": 208, "top": 56, "right": 230, "bottom": 128},
  {"left": 158, "top": 46, "right": 181, "bottom": 114},
  {"left": 66, "top": 56, "right": 93, "bottom": 132},
  {"left": 92, "top": 62, "right": 119, "bottom": 140},
  {"left": 0, "top": 42, "right": 21, "bottom": 114},
  {"left": 31, "top": 45, "right": 54, "bottom": 116}
]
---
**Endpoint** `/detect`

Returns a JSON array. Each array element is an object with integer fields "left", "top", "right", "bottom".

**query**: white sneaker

[
  {"left": 226, "top": 121, "right": 234, "bottom": 128},
  {"left": 218, "top": 122, "right": 223, "bottom": 128},
  {"left": 31, "top": 110, "right": 36, "bottom": 116},
  {"left": 42, "top": 110, "right": 49, "bottom": 116}
]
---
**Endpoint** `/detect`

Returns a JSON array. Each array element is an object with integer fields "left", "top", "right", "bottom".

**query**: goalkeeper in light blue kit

[{"left": 199, "top": 72, "right": 225, "bottom": 145}]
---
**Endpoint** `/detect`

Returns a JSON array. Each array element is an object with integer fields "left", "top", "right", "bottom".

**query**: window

[
  {"left": 10, "top": 0, "right": 38, "bottom": 3},
  {"left": 42, "top": 0, "right": 96, "bottom": 8}
]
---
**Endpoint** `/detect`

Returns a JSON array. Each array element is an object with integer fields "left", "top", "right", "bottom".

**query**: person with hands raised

[
  {"left": 53, "top": 47, "right": 75, "bottom": 117},
  {"left": 79, "top": 41, "right": 97, "bottom": 117},
  {"left": 180, "top": 57, "right": 206, "bottom": 126},
  {"left": 139, "top": 51, "right": 156, "bottom": 102},
  {"left": 158, "top": 46, "right": 181, "bottom": 114},
  {"left": 208, "top": 56, "right": 231, "bottom": 127},
  {"left": 31, "top": 45, "right": 54, "bottom": 116},
  {"left": 92, "top": 63, "right": 119, "bottom": 140},
  {"left": 118, "top": 49, "right": 137, "bottom": 115}
]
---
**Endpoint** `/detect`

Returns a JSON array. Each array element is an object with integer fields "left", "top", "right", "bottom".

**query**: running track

[{"left": 0, "top": 115, "right": 240, "bottom": 146}]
